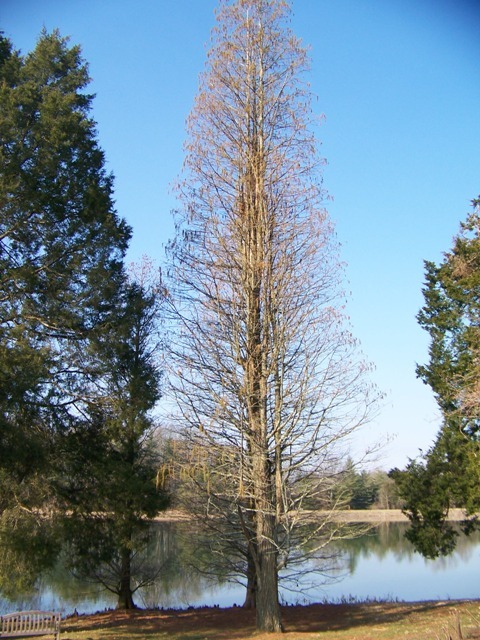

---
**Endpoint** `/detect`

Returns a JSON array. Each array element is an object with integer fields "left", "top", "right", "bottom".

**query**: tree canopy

[{"left": 0, "top": 29, "right": 130, "bottom": 490}]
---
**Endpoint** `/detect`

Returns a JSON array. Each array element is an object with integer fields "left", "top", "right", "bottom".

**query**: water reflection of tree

[
  {"left": 427, "top": 527, "right": 480, "bottom": 572},
  {"left": 335, "top": 524, "right": 415, "bottom": 574},
  {"left": 168, "top": 506, "right": 359, "bottom": 607},
  {"left": 335, "top": 523, "right": 480, "bottom": 575},
  {"left": 34, "top": 524, "right": 167, "bottom": 612},
  {"left": 147, "top": 521, "right": 246, "bottom": 608},
  {"left": 139, "top": 523, "right": 219, "bottom": 608},
  {"left": 4, "top": 522, "right": 480, "bottom": 613},
  {"left": 141, "top": 522, "right": 362, "bottom": 608}
]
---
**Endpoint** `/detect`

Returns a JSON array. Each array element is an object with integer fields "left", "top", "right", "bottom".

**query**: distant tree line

[
  {"left": 162, "top": 445, "right": 403, "bottom": 513},
  {"left": 338, "top": 459, "right": 403, "bottom": 511}
]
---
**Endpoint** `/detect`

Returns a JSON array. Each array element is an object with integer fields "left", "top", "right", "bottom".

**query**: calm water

[{"left": 1, "top": 521, "right": 480, "bottom": 615}]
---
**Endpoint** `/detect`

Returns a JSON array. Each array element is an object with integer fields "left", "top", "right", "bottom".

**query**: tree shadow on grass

[{"left": 61, "top": 600, "right": 480, "bottom": 639}]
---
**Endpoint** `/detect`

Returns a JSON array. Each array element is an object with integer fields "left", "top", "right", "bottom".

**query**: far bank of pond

[
  {"left": 154, "top": 507, "right": 470, "bottom": 523},
  {"left": 318, "top": 508, "right": 468, "bottom": 522},
  {"left": 1, "top": 515, "right": 479, "bottom": 616}
]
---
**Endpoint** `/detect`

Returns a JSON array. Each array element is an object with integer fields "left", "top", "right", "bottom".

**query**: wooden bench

[{"left": 0, "top": 611, "right": 61, "bottom": 639}]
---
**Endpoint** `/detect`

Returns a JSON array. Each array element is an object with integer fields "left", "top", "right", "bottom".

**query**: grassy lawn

[{"left": 60, "top": 600, "right": 480, "bottom": 640}]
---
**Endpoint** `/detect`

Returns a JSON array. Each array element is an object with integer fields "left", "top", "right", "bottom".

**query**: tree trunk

[
  {"left": 256, "top": 513, "right": 283, "bottom": 632},
  {"left": 116, "top": 547, "right": 136, "bottom": 610},
  {"left": 251, "top": 438, "right": 282, "bottom": 631},
  {"left": 243, "top": 550, "right": 257, "bottom": 609}
]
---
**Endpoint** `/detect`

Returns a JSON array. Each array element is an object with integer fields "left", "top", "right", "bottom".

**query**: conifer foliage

[
  {"left": 56, "top": 261, "right": 169, "bottom": 609},
  {"left": 392, "top": 196, "right": 480, "bottom": 558},
  {"left": 0, "top": 29, "right": 130, "bottom": 481},
  {"left": 0, "top": 32, "right": 168, "bottom": 603}
]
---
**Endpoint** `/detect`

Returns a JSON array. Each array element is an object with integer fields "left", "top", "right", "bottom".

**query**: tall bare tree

[{"left": 166, "top": 0, "right": 378, "bottom": 631}]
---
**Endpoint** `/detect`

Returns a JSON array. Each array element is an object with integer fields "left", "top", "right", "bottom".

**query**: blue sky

[{"left": 2, "top": 0, "right": 479, "bottom": 469}]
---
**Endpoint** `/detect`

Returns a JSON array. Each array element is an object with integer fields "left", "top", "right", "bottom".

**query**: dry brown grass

[{"left": 60, "top": 600, "right": 480, "bottom": 640}]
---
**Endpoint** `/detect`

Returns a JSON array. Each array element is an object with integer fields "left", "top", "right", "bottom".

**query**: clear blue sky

[{"left": 2, "top": 0, "right": 479, "bottom": 469}]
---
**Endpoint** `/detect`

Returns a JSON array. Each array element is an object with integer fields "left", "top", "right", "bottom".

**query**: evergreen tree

[
  {"left": 56, "top": 265, "right": 169, "bottom": 609},
  {"left": 391, "top": 196, "right": 480, "bottom": 558},
  {"left": 0, "top": 29, "right": 130, "bottom": 589},
  {"left": 339, "top": 459, "right": 379, "bottom": 510}
]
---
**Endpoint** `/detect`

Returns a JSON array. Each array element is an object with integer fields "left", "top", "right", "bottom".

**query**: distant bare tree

[{"left": 166, "top": 0, "right": 379, "bottom": 631}]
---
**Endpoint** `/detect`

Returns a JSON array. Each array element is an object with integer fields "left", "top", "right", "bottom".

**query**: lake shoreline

[{"left": 152, "top": 507, "right": 469, "bottom": 523}]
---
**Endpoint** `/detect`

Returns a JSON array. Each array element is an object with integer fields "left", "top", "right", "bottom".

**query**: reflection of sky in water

[
  {"left": 2, "top": 524, "right": 480, "bottom": 615},
  {"left": 0, "top": 586, "right": 117, "bottom": 617},
  {"left": 162, "top": 544, "right": 480, "bottom": 606},
  {"left": 319, "top": 550, "right": 477, "bottom": 602},
  {"left": 176, "top": 582, "right": 247, "bottom": 609}
]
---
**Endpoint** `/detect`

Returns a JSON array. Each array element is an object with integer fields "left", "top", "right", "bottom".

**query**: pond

[{"left": 1, "top": 521, "right": 479, "bottom": 615}]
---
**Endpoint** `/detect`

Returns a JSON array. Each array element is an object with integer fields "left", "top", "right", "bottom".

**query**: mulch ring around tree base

[{"left": 62, "top": 600, "right": 480, "bottom": 639}]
